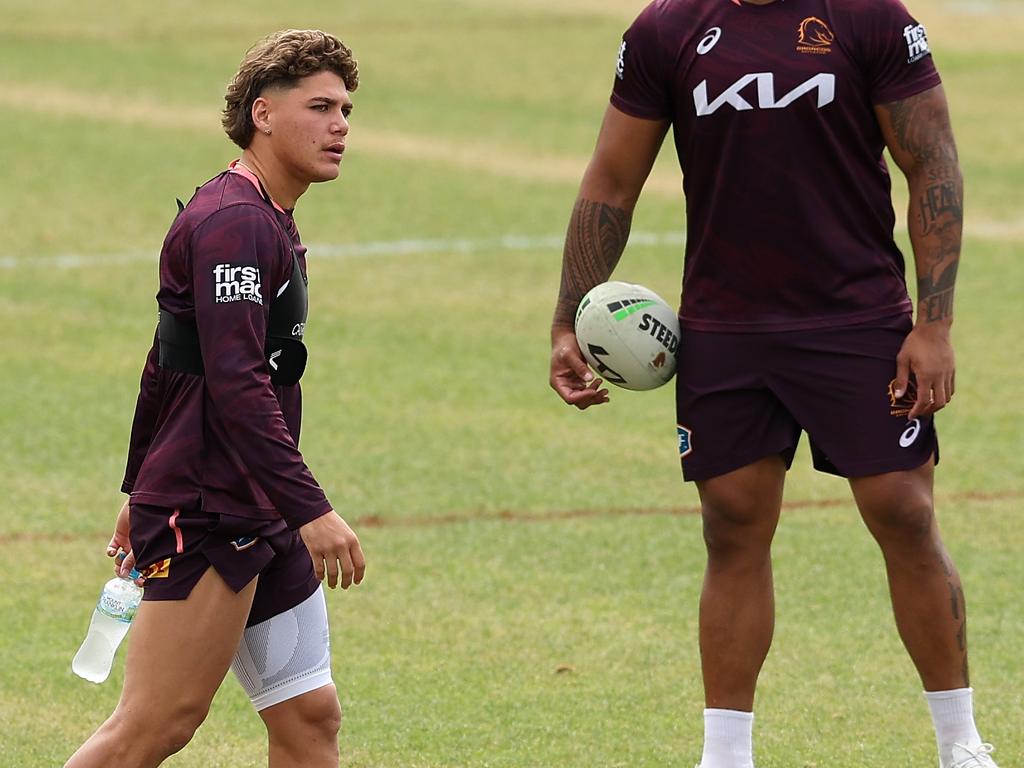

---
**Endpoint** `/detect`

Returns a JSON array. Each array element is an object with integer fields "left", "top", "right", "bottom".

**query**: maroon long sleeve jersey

[{"left": 122, "top": 164, "right": 331, "bottom": 530}]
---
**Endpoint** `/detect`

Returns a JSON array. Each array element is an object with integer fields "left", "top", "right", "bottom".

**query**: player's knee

[
  {"left": 268, "top": 688, "right": 342, "bottom": 753},
  {"left": 104, "top": 699, "right": 207, "bottom": 761},
  {"left": 154, "top": 701, "right": 210, "bottom": 757},
  {"left": 862, "top": 488, "right": 935, "bottom": 544},
  {"left": 301, "top": 694, "right": 342, "bottom": 742},
  {"left": 701, "top": 493, "right": 777, "bottom": 559}
]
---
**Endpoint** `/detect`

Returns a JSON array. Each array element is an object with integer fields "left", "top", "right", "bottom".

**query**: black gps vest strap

[
  {"left": 263, "top": 251, "right": 309, "bottom": 386},
  {"left": 158, "top": 310, "right": 205, "bottom": 376},
  {"left": 158, "top": 190, "right": 309, "bottom": 385},
  {"left": 157, "top": 248, "right": 308, "bottom": 385}
]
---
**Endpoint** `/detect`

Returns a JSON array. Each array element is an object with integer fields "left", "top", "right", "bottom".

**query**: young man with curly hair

[{"left": 66, "top": 29, "right": 365, "bottom": 768}]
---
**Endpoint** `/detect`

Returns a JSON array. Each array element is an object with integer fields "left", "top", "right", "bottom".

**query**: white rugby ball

[{"left": 574, "top": 281, "right": 680, "bottom": 391}]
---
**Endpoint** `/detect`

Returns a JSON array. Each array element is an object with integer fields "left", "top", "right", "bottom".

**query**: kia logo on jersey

[{"left": 693, "top": 72, "right": 836, "bottom": 116}]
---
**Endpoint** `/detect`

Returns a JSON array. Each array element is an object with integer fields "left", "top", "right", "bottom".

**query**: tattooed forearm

[
  {"left": 880, "top": 88, "right": 963, "bottom": 326},
  {"left": 553, "top": 198, "right": 632, "bottom": 328},
  {"left": 914, "top": 176, "right": 961, "bottom": 323},
  {"left": 920, "top": 180, "right": 961, "bottom": 237}
]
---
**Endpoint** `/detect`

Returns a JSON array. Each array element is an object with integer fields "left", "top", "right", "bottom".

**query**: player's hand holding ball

[{"left": 550, "top": 324, "right": 610, "bottom": 410}]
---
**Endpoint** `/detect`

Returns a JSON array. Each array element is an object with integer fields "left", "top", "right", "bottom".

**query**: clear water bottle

[{"left": 72, "top": 570, "right": 143, "bottom": 683}]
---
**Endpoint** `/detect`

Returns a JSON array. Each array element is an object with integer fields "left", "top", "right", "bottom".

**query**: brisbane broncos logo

[
  {"left": 797, "top": 17, "right": 835, "bottom": 54},
  {"left": 141, "top": 558, "right": 171, "bottom": 579},
  {"left": 887, "top": 377, "right": 918, "bottom": 417}
]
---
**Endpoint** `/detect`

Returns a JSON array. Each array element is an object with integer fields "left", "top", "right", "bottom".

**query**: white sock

[
  {"left": 700, "top": 708, "right": 754, "bottom": 768},
  {"left": 925, "top": 688, "right": 983, "bottom": 765}
]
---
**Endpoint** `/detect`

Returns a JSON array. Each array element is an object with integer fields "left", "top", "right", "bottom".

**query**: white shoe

[{"left": 946, "top": 743, "right": 999, "bottom": 768}]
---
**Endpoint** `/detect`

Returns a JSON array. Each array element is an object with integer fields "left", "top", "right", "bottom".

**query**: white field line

[
  {"left": 0, "top": 231, "right": 688, "bottom": 271},
  {"left": 4, "top": 217, "right": 1021, "bottom": 271}
]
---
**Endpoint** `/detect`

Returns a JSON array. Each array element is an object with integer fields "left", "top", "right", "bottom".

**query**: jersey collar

[{"left": 228, "top": 159, "right": 287, "bottom": 214}]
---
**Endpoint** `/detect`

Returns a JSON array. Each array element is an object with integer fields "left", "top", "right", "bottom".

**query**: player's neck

[{"left": 238, "top": 150, "right": 307, "bottom": 210}]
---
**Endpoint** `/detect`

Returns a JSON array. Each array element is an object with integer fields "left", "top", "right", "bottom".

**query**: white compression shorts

[{"left": 230, "top": 585, "right": 334, "bottom": 711}]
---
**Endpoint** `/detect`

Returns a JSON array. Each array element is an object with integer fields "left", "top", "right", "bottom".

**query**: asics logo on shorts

[
  {"left": 231, "top": 536, "right": 260, "bottom": 552},
  {"left": 899, "top": 418, "right": 922, "bottom": 448}
]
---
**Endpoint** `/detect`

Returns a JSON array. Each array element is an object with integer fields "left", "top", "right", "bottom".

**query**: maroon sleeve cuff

[
  {"left": 282, "top": 497, "right": 333, "bottom": 530},
  {"left": 872, "top": 72, "right": 942, "bottom": 107},
  {"left": 609, "top": 93, "right": 670, "bottom": 122}
]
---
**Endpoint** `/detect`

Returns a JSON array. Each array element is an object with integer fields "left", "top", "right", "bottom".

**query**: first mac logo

[{"left": 213, "top": 263, "right": 263, "bottom": 305}]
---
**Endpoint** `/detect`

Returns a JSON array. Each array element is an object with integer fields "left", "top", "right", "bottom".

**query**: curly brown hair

[{"left": 222, "top": 29, "right": 359, "bottom": 149}]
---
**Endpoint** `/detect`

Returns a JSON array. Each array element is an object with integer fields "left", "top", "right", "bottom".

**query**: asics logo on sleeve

[
  {"left": 693, "top": 72, "right": 835, "bottom": 116},
  {"left": 213, "top": 263, "right": 263, "bottom": 305},
  {"left": 616, "top": 40, "right": 627, "bottom": 80}
]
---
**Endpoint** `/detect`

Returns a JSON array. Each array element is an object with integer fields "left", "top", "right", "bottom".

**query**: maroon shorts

[
  {"left": 129, "top": 505, "right": 320, "bottom": 627},
  {"left": 675, "top": 314, "right": 939, "bottom": 482}
]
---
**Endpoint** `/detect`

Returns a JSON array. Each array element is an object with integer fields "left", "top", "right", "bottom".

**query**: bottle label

[{"left": 98, "top": 593, "right": 136, "bottom": 623}]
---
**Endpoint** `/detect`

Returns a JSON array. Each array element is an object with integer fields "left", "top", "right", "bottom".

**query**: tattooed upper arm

[{"left": 875, "top": 84, "right": 958, "bottom": 174}]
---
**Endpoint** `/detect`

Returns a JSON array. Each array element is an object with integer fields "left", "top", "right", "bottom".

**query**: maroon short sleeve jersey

[
  {"left": 122, "top": 166, "right": 331, "bottom": 529},
  {"left": 612, "top": 0, "right": 941, "bottom": 331}
]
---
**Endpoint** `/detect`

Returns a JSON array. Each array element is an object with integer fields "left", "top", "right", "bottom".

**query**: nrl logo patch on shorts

[{"left": 677, "top": 424, "right": 693, "bottom": 458}]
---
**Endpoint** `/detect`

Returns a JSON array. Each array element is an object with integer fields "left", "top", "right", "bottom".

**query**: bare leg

[
  {"left": 697, "top": 455, "right": 786, "bottom": 710},
  {"left": 65, "top": 568, "right": 258, "bottom": 768},
  {"left": 849, "top": 459, "right": 969, "bottom": 690},
  {"left": 260, "top": 684, "right": 342, "bottom": 768}
]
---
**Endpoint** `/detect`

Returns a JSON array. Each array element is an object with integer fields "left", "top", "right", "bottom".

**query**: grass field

[{"left": 1, "top": 0, "right": 1022, "bottom": 765}]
